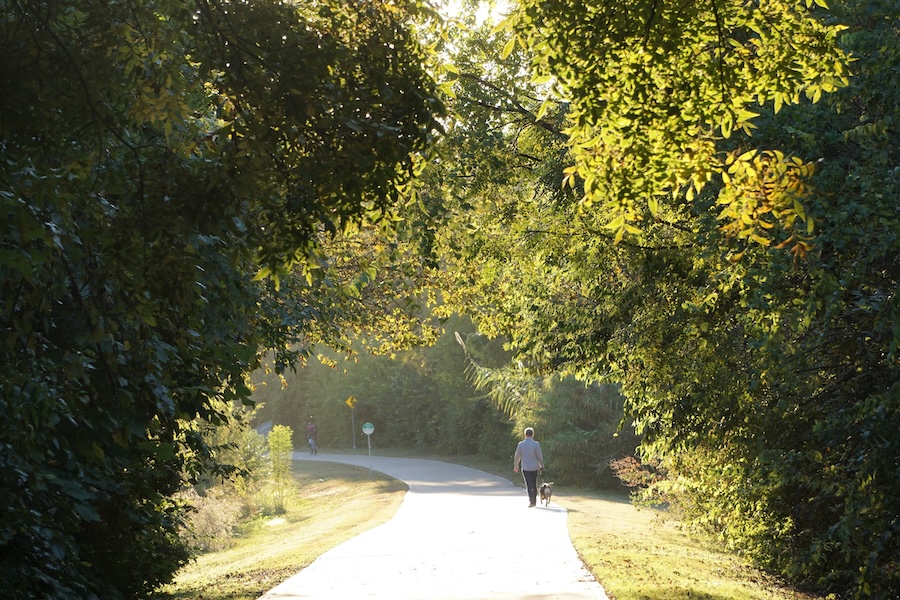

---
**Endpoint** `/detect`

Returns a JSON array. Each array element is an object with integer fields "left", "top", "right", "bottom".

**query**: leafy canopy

[
  {"left": 432, "top": 1, "right": 899, "bottom": 597},
  {"left": 0, "top": 0, "right": 444, "bottom": 597},
  {"left": 499, "top": 0, "right": 849, "bottom": 252}
]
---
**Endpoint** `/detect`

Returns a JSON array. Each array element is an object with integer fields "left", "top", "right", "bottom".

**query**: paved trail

[{"left": 259, "top": 453, "right": 609, "bottom": 600}]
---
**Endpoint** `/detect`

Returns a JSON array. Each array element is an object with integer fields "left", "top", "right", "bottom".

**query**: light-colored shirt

[{"left": 514, "top": 437, "right": 544, "bottom": 472}]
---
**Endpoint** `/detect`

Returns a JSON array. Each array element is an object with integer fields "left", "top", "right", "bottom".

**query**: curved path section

[{"left": 259, "top": 453, "right": 609, "bottom": 600}]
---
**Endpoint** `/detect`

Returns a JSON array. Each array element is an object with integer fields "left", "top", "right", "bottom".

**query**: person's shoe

[{"left": 528, "top": 503, "right": 536, "bottom": 507}]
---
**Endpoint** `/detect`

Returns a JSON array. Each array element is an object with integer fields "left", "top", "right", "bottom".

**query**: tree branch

[{"left": 457, "top": 72, "right": 565, "bottom": 137}]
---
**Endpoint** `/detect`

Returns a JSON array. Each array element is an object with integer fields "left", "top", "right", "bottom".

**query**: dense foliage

[
  {"left": 252, "top": 316, "right": 517, "bottom": 459},
  {"left": 0, "top": 0, "right": 442, "bottom": 597},
  {"left": 431, "top": 1, "right": 898, "bottom": 597},
  {"left": 3, "top": 0, "right": 897, "bottom": 598},
  {"left": 503, "top": 0, "right": 850, "bottom": 249},
  {"left": 249, "top": 7, "right": 642, "bottom": 489}
]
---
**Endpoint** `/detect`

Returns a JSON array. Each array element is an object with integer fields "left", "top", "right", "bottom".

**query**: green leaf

[
  {"left": 501, "top": 36, "right": 517, "bottom": 60},
  {"left": 535, "top": 98, "right": 552, "bottom": 121},
  {"left": 604, "top": 215, "right": 625, "bottom": 230}
]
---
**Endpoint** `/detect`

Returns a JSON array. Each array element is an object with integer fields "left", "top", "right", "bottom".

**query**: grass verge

[
  {"left": 556, "top": 488, "right": 819, "bottom": 600},
  {"left": 160, "top": 460, "right": 406, "bottom": 600}
]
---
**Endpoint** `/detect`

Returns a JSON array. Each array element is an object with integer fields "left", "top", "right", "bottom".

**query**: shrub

[
  {"left": 178, "top": 488, "right": 244, "bottom": 552},
  {"left": 267, "top": 425, "right": 295, "bottom": 513}
]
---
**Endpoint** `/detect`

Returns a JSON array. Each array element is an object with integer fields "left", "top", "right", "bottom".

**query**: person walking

[
  {"left": 513, "top": 427, "right": 544, "bottom": 507},
  {"left": 306, "top": 418, "right": 318, "bottom": 455}
]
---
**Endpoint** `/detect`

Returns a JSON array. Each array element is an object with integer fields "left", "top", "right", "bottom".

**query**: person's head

[{"left": 524, "top": 427, "right": 534, "bottom": 438}]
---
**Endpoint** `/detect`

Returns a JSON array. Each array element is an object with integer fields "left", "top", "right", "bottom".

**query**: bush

[
  {"left": 530, "top": 378, "right": 640, "bottom": 488},
  {"left": 178, "top": 488, "right": 244, "bottom": 552}
]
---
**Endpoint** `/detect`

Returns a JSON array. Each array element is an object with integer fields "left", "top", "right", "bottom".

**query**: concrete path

[{"left": 259, "top": 453, "right": 609, "bottom": 600}]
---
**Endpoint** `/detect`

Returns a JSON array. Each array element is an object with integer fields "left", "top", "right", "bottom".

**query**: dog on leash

[{"left": 539, "top": 481, "right": 553, "bottom": 506}]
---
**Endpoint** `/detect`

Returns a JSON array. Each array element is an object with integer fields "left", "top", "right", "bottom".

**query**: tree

[
  {"left": 253, "top": 315, "right": 516, "bottom": 459},
  {"left": 501, "top": 0, "right": 850, "bottom": 250},
  {"left": 0, "top": 0, "right": 443, "bottom": 597},
  {"left": 434, "top": 1, "right": 898, "bottom": 597},
  {"left": 399, "top": 6, "right": 642, "bottom": 484}
]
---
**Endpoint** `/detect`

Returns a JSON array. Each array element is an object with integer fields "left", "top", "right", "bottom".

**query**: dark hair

[{"left": 524, "top": 427, "right": 534, "bottom": 437}]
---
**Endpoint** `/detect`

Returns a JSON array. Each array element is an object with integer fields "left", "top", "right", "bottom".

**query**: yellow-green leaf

[
  {"left": 438, "top": 81, "right": 457, "bottom": 99},
  {"left": 490, "top": 16, "right": 512, "bottom": 35},
  {"left": 535, "top": 98, "right": 552, "bottom": 121},
  {"left": 501, "top": 36, "right": 517, "bottom": 60},
  {"left": 605, "top": 215, "right": 625, "bottom": 230}
]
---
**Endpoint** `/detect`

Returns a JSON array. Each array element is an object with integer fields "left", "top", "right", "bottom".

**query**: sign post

[
  {"left": 345, "top": 396, "right": 357, "bottom": 450},
  {"left": 362, "top": 422, "right": 374, "bottom": 471}
]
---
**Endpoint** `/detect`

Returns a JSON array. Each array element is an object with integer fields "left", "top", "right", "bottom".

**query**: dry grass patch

[{"left": 161, "top": 460, "right": 406, "bottom": 600}]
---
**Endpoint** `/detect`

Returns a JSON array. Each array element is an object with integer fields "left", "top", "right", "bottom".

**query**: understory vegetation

[{"left": 162, "top": 461, "right": 407, "bottom": 600}]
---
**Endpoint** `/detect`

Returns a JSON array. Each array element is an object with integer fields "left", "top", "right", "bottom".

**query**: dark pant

[{"left": 522, "top": 470, "right": 538, "bottom": 505}]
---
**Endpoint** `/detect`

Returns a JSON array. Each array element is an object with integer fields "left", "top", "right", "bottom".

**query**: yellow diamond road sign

[{"left": 345, "top": 396, "right": 357, "bottom": 409}]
